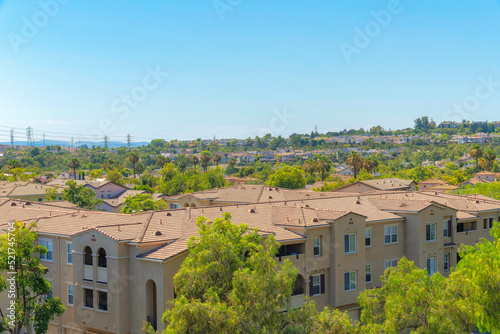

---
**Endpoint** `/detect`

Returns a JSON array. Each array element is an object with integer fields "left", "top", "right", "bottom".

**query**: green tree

[
  {"left": 346, "top": 152, "right": 364, "bottom": 179},
  {"left": 120, "top": 193, "right": 167, "bottom": 214},
  {"left": 450, "top": 224, "right": 500, "bottom": 332},
  {"left": 160, "top": 213, "right": 300, "bottom": 333},
  {"left": 62, "top": 180, "right": 103, "bottom": 209},
  {"left": 128, "top": 152, "right": 140, "bottom": 178},
  {"left": 106, "top": 168, "right": 123, "bottom": 184},
  {"left": 199, "top": 151, "right": 212, "bottom": 172},
  {"left": 227, "top": 158, "right": 237, "bottom": 174},
  {"left": 136, "top": 162, "right": 145, "bottom": 177},
  {"left": 266, "top": 166, "right": 306, "bottom": 189},
  {"left": 483, "top": 150, "right": 496, "bottom": 171},
  {"left": 68, "top": 157, "right": 80, "bottom": 180},
  {"left": 213, "top": 154, "right": 222, "bottom": 170},
  {"left": 0, "top": 221, "right": 65, "bottom": 334},
  {"left": 315, "top": 156, "right": 331, "bottom": 182},
  {"left": 469, "top": 145, "right": 483, "bottom": 172},
  {"left": 190, "top": 155, "right": 199, "bottom": 171},
  {"left": 44, "top": 186, "right": 59, "bottom": 201}
]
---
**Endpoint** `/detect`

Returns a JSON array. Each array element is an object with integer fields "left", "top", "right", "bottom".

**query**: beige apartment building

[{"left": 0, "top": 190, "right": 498, "bottom": 334}]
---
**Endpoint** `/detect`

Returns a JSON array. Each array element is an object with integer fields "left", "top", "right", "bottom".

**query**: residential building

[
  {"left": 332, "top": 178, "right": 416, "bottom": 193},
  {"left": 0, "top": 190, "right": 498, "bottom": 333}
]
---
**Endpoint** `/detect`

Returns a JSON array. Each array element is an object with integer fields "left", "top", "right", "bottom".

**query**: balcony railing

[
  {"left": 97, "top": 267, "right": 107, "bottom": 284},
  {"left": 83, "top": 265, "right": 93, "bottom": 281}
]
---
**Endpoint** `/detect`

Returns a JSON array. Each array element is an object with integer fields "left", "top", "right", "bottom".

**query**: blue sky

[{"left": 1, "top": 0, "right": 500, "bottom": 142}]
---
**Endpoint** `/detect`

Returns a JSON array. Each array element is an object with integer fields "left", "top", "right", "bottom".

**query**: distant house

[
  {"left": 474, "top": 171, "right": 496, "bottom": 183},
  {"left": 419, "top": 178, "right": 449, "bottom": 190},
  {"left": 331, "top": 178, "right": 416, "bottom": 193}
]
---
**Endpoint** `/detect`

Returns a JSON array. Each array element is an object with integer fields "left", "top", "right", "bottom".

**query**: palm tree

[
  {"left": 199, "top": 151, "right": 213, "bottom": 172},
  {"left": 469, "top": 145, "right": 483, "bottom": 172},
  {"left": 177, "top": 160, "right": 187, "bottom": 173},
  {"left": 315, "top": 156, "right": 331, "bottom": 182},
  {"left": 68, "top": 158, "right": 80, "bottom": 180},
  {"left": 483, "top": 150, "right": 496, "bottom": 172},
  {"left": 128, "top": 152, "right": 140, "bottom": 178},
  {"left": 190, "top": 155, "right": 199, "bottom": 170},
  {"left": 213, "top": 154, "right": 222, "bottom": 170},
  {"left": 346, "top": 152, "right": 364, "bottom": 179},
  {"left": 302, "top": 159, "right": 316, "bottom": 177},
  {"left": 363, "top": 158, "right": 378, "bottom": 174},
  {"left": 103, "top": 159, "right": 119, "bottom": 171},
  {"left": 136, "top": 162, "right": 145, "bottom": 177},
  {"left": 156, "top": 155, "right": 168, "bottom": 168},
  {"left": 227, "top": 158, "right": 237, "bottom": 173}
]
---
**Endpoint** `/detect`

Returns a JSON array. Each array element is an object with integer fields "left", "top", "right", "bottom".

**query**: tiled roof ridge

[{"left": 136, "top": 212, "right": 155, "bottom": 242}]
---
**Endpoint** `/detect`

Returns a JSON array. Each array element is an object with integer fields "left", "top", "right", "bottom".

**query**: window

[
  {"left": 365, "top": 228, "right": 371, "bottom": 247},
  {"left": 427, "top": 257, "right": 437, "bottom": 275},
  {"left": 426, "top": 223, "right": 437, "bottom": 242},
  {"left": 484, "top": 218, "right": 494, "bottom": 230},
  {"left": 45, "top": 280, "right": 53, "bottom": 299},
  {"left": 98, "top": 248, "right": 107, "bottom": 268},
  {"left": 84, "top": 246, "right": 93, "bottom": 266},
  {"left": 457, "top": 223, "right": 464, "bottom": 233},
  {"left": 98, "top": 291, "right": 108, "bottom": 311},
  {"left": 84, "top": 288, "right": 93, "bottom": 308},
  {"left": 365, "top": 264, "right": 372, "bottom": 283},
  {"left": 66, "top": 243, "right": 73, "bottom": 264},
  {"left": 309, "top": 274, "right": 325, "bottom": 296},
  {"left": 344, "top": 271, "right": 357, "bottom": 291},
  {"left": 313, "top": 236, "right": 321, "bottom": 257},
  {"left": 39, "top": 239, "right": 53, "bottom": 261},
  {"left": 444, "top": 253, "right": 450, "bottom": 271},
  {"left": 344, "top": 233, "right": 356, "bottom": 254},
  {"left": 169, "top": 203, "right": 179, "bottom": 209},
  {"left": 384, "top": 225, "right": 398, "bottom": 244},
  {"left": 38, "top": 198, "right": 43, "bottom": 202},
  {"left": 444, "top": 220, "right": 451, "bottom": 237},
  {"left": 384, "top": 259, "right": 398, "bottom": 270},
  {"left": 67, "top": 284, "right": 74, "bottom": 305}
]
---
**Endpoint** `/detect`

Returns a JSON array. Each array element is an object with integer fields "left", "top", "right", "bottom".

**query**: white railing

[
  {"left": 83, "top": 265, "right": 93, "bottom": 281},
  {"left": 97, "top": 267, "right": 107, "bottom": 283}
]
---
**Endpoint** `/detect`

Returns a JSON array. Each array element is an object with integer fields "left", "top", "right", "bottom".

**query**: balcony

[
  {"left": 276, "top": 253, "right": 305, "bottom": 270},
  {"left": 97, "top": 267, "right": 107, "bottom": 284},
  {"left": 83, "top": 265, "right": 93, "bottom": 282},
  {"left": 289, "top": 294, "right": 305, "bottom": 309}
]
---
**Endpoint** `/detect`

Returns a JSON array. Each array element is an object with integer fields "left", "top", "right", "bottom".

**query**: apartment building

[{"left": 0, "top": 190, "right": 498, "bottom": 334}]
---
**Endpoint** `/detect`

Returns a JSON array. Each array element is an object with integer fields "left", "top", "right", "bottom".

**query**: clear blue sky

[{"left": 1, "top": 0, "right": 500, "bottom": 142}]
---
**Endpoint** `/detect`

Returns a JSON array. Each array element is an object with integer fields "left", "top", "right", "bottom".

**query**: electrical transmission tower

[
  {"left": 104, "top": 135, "right": 109, "bottom": 149},
  {"left": 127, "top": 134, "right": 131, "bottom": 148},
  {"left": 43, "top": 133, "right": 46, "bottom": 146},
  {"left": 10, "top": 129, "right": 14, "bottom": 147},
  {"left": 26, "top": 126, "right": 34, "bottom": 146}
]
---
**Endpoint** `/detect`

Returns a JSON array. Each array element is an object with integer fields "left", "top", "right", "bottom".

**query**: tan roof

[
  {"left": 0, "top": 183, "right": 62, "bottom": 197},
  {"left": 419, "top": 178, "right": 448, "bottom": 185},
  {"left": 102, "top": 190, "right": 146, "bottom": 208}
]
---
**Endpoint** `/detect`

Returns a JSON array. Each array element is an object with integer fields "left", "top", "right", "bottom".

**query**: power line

[
  {"left": 26, "top": 126, "right": 34, "bottom": 146},
  {"left": 10, "top": 128, "right": 14, "bottom": 147},
  {"left": 104, "top": 135, "right": 109, "bottom": 149}
]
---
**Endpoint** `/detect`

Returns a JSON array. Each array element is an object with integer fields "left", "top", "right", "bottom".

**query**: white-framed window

[
  {"left": 426, "top": 223, "right": 437, "bottom": 242},
  {"left": 427, "top": 256, "right": 437, "bottom": 275},
  {"left": 313, "top": 236, "right": 321, "bottom": 257},
  {"left": 344, "top": 271, "right": 357, "bottom": 291},
  {"left": 312, "top": 275, "right": 321, "bottom": 296},
  {"left": 443, "top": 220, "right": 450, "bottom": 237},
  {"left": 67, "top": 284, "right": 74, "bottom": 305},
  {"left": 384, "top": 225, "right": 398, "bottom": 244},
  {"left": 444, "top": 253, "right": 450, "bottom": 272},
  {"left": 66, "top": 242, "right": 73, "bottom": 264},
  {"left": 170, "top": 203, "right": 179, "bottom": 209},
  {"left": 365, "top": 264, "right": 372, "bottom": 283},
  {"left": 365, "top": 228, "right": 371, "bottom": 247},
  {"left": 45, "top": 279, "right": 53, "bottom": 299},
  {"left": 384, "top": 259, "right": 398, "bottom": 270},
  {"left": 39, "top": 238, "right": 53, "bottom": 261},
  {"left": 344, "top": 233, "right": 356, "bottom": 254}
]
